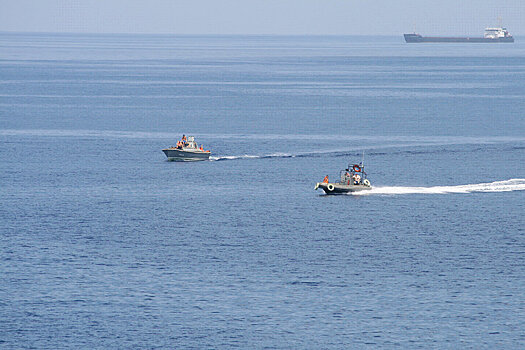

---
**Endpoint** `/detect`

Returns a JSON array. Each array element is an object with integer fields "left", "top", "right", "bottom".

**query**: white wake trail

[
  {"left": 210, "top": 154, "right": 261, "bottom": 161},
  {"left": 209, "top": 153, "right": 293, "bottom": 161},
  {"left": 355, "top": 179, "right": 525, "bottom": 195},
  {"left": 209, "top": 148, "right": 367, "bottom": 161}
]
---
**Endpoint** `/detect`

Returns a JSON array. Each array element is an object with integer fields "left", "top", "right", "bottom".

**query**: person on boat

[
  {"left": 323, "top": 175, "right": 329, "bottom": 183},
  {"left": 353, "top": 174, "right": 361, "bottom": 185},
  {"left": 181, "top": 134, "right": 187, "bottom": 146},
  {"left": 199, "top": 145, "right": 204, "bottom": 151},
  {"left": 176, "top": 141, "right": 182, "bottom": 149}
]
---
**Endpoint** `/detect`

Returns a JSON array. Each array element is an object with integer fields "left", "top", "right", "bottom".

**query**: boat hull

[
  {"left": 404, "top": 34, "right": 514, "bottom": 43},
  {"left": 162, "top": 148, "right": 211, "bottom": 161},
  {"left": 315, "top": 182, "right": 372, "bottom": 194}
]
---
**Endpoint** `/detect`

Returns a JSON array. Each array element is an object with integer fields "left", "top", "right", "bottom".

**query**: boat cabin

[
  {"left": 184, "top": 136, "right": 198, "bottom": 149},
  {"left": 339, "top": 163, "right": 369, "bottom": 186}
]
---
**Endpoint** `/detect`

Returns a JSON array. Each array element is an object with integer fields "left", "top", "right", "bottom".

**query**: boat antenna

[{"left": 361, "top": 150, "right": 365, "bottom": 167}]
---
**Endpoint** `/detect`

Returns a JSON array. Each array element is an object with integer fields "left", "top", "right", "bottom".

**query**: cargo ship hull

[{"left": 404, "top": 33, "right": 514, "bottom": 43}]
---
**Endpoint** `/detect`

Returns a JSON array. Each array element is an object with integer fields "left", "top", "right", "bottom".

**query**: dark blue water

[{"left": 1, "top": 33, "right": 525, "bottom": 348}]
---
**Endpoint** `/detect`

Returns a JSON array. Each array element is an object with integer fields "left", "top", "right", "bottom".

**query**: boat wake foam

[
  {"left": 353, "top": 179, "right": 525, "bottom": 195},
  {"left": 208, "top": 144, "right": 525, "bottom": 162},
  {"left": 209, "top": 148, "right": 385, "bottom": 161},
  {"left": 210, "top": 153, "right": 294, "bottom": 161}
]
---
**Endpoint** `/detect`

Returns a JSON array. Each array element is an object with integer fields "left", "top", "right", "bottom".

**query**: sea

[{"left": 1, "top": 33, "right": 524, "bottom": 348}]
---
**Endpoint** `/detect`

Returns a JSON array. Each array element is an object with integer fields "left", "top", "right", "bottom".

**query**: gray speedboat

[
  {"left": 315, "top": 162, "right": 372, "bottom": 194},
  {"left": 162, "top": 136, "right": 211, "bottom": 161}
]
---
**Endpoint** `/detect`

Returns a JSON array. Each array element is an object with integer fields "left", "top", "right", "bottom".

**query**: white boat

[{"left": 162, "top": 136, "right": 211, "bottom": 161}]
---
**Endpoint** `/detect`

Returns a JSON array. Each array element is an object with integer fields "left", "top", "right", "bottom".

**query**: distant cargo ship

[{"left": 404, "top": 27, "right": 514, "bottom": 43}]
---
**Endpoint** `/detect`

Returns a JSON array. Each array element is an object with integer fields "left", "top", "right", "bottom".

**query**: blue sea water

[{"left": 1, "top": 33, "right": 525, "bottom": 348}]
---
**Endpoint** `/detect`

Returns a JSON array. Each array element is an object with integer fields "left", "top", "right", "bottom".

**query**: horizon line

[
  {"left": 0, "top": 30, "right": 407, "bottom": 37},
  {"left": 2, "top": 30, "right": 523, "bottom": 37}
]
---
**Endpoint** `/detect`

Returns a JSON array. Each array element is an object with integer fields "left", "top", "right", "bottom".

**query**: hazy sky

[{"left": 1, "top": 0, "right": 523, "bottom": 35}]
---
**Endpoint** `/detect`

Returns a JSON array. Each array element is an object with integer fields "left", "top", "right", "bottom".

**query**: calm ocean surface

[{"left": 1, "top": 33, "right": 525, "bottom": 348}]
